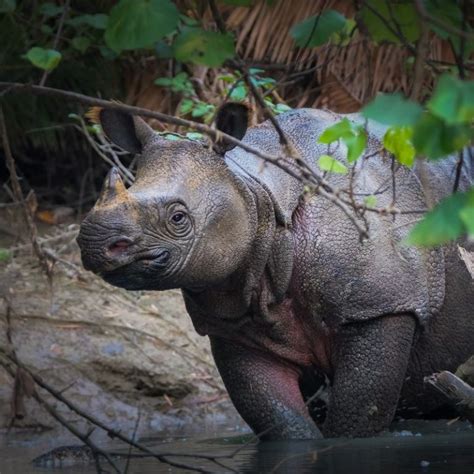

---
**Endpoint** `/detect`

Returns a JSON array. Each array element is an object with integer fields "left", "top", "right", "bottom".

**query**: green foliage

[
  {"left": 105, "top": 0, "right": 179, "bottom": 53},
  {"left": 4, "top": 0, "right": 473, "bottom": 250},
  {"left": 318, "top": 118, "right": 367, "bottom": 163},
  {"left": 364, "top": 195, "right": 378, "bottom": 208},
  {"left": 362, "top": 93, "right": 422, "bottom": 126},
  {"left": 173, "top": 27, "right": 234, "bottom": 67},
  {"left": 331, "top": 18, "right": 356, "bottom": 46},
  {"left": 25, "top": 47, "right": 62, "bottom": 71},
  {"left": 425, "top": 0, "right": 474, "bottom": 57},
  {"left": 412, "top": 113, "right": 471, "bottom": 160},
  {"left": 318, "top": 155, "right": 348, "bottom": 174},
  {"left": 71, "top": 37, "right": 91, "bottom": 53},
  {"left": 68, "top": 14, "right": 109, "bottom": 30},
  {"left": 361, "top": 0, "right": 420, "bottom": 43},
  {"left": 428, "top": 74, "right": 474, "bottom": 125},
  {"left": 155, "top": 72, "right": 194, "bottom": 95},
  {"left": 0, "top": 0, "right": 15, "bottom": 12},
  {"left": 291, "top": 10, "right": 347, "bottom": 48},
  {"left": 156, "top": 69, "right": 289, "bottom": 123},
  {"left": 0, "top": 248, "right": 11, "bottom": 263},
  {"left": 383, "top": 127, "right": 415, "bottom": 167},
  {"left": 407, "top": 189, "right": 474, "bottom": 246}
]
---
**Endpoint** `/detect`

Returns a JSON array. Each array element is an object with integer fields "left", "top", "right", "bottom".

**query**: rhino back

[{"left": 228, "top": 108, "right": 472, "bottom": 327}]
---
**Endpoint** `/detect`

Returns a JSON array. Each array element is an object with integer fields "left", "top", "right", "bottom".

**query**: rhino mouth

[{"left": 98, "top": 249, "right": 176, "bottom": 291}]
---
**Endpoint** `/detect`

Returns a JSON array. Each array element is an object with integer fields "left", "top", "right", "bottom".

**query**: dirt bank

[{"left": 0, "top": 224, "right": 237, "bottom": 438}]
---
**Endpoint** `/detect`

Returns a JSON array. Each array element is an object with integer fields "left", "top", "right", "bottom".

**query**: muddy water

[{"left": 0, "top": 420, "right": 473, "bottom": 473}]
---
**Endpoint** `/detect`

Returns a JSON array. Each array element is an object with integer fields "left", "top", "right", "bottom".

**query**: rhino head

[{"left": 77, "top": 104, "right": 257, "bottom": 292}]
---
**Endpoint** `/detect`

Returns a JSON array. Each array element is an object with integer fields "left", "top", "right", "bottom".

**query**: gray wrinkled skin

[{"left": 78, "top": 106, "right": 474, "bottom": 440}]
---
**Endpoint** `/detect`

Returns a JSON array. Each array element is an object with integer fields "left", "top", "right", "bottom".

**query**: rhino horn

[{"left": 96, "top": 167, "right": 129, "bottom": 206}]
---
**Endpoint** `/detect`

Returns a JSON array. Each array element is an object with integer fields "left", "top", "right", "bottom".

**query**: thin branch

[
  {"left": 0, "top": 81, "right": 432, "bottom": 239},
  {"left": 235, "top": 61, "right": 289, "bottom": 146},
  {"left": 39, "top": 0, "right": 70, "bottom": 87},
  {"left": 414, "top": 0, "right": 474, "bottom": 42},
  {"left": 0, "top": 356, "right": 122, "bottom": 474},
  {"left": 410, "top": 5, "right": 430, "bottom": 101},
  {"left": 453, "top": 149, "right": 464, "bottom": 193},
  {"left": 208, "top": 0, "right": 226, "bottom": 34},
  {"left": 0, "top": 105, "right": 53, "bottom": 282}
]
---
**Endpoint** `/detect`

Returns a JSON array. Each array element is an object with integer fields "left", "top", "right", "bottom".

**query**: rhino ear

[
  {"left": 87, "top": 107, "right": 155, "bottom": 154},
  {"left": 214, "top": 102, "right": 251, "bottom": 154}
]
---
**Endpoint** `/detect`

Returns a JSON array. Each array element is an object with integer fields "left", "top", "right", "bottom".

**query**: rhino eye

[{"left": 171, "top": 211, "right": 185, "bottom": 224}]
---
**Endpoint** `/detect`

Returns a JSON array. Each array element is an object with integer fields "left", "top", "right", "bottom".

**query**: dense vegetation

[{"left": 1, "top": 0, "right": 473, "bottom": 246}]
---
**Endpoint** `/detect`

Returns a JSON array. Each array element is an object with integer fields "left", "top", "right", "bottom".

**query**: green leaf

[
  {"left": 362, "top": 93, "right": 423, "bottom": 126},
  {"left": 229, "top": 84, "right": 247, "bottom": 101},
  {"left": 191, "top": 102, "right": 214, "bottom": 118},
  {"left": 407, "top": 189, "right": 474, "bottom": 246},
  {"left": 68, "top": 14, "right": 108, "bottom": 30},
  {"left": 345, "top": 130, "right": 367, "bottom": 163},
  {"left": 318, "top": 118, "right": 366, "bottom": 163},
  {"left": 361, "top": 0, "right": 420, "bottom": 43},
  {"left": 330, "top": 18, "right": 356, "bottom": 46},
  {"left": 459, "top": 204, "right": 474, "bottom": 238},
  {"left": 318, "top": 155, "right": 348, "bottom": 174},
  {"left": 154, "top": 72, "right": 194, "bottom": 95},
  {"left": 428, "top": 74, "right": 474, "bottom": 125},
  {"left": 413, "top": 113, "right": 471, "bottom": 160},
  {"left": 0, "top": 0, "right": 15, "bottom": 13},
  {"left": 318, "top": 118, "right": 354, "bottom": 143},
  {"left": 291, "top": 10, "right": 347, "bottom": 48},
  {"left": 40, "top": 24, "right": 53, "bottom": 35},
  {"left": 173, "top": 27, "right": 234, "bottom": 67},
  {"left": 39, "top": 2, "right": 62, "bottom": 16},
  {"left": 383, "top": 126, "right": 416, "bottom": 167},
  {"left": 105, "top": 0, "right": 179, "bottom": 53},
  {"left": 25, "top": 47, "right": 62, "bottom": 71},
  {"left": 179, "top": 98, "right": 194, "bottom": 115},
  {"left": 364, "top": 195, "right": 378, "bottom": 208},
  {"left": 71, "top": 36, "right": 91, "bottom": 53},
  {"left": 273, "top": 103, "right": 292, "bottom": 114},
  {"left": 186, "top": 132, "right": 205, "bottom": 141},
  {"left": 163, "top": 133, "right": 181, "bottom": 141},
  {"left": 0, "top": 248, "right": 11, "bottom": 262}
]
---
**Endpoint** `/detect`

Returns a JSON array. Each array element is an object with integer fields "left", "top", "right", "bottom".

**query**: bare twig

[
  {"left": 410, "top": 6, "right": 430, "bottom": 101},
  {"left": 0, "top": 81, "right": 433, "bottom": 239},
  {"left": 0, "top": 357, "right": 122, "bottom": 474},
  {"left": 39, "top": 0, "right": 70, "bottom": 87},
  {"left": 0, "top": 105, "right": 53, "bottom": 283},
  {"left": 453, "top": 150, "right": 464, "bottom": 193},
  {"left": 0, "top": 349, "right": 232, "bottom": 472}
]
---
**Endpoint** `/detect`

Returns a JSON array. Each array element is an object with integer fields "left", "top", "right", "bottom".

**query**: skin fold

[{"left": 77, "top": 104, "right": 474, "bottom": 440}]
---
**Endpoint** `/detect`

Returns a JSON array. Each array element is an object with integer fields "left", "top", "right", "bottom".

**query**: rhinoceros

[{"left": 77, "top": 104, "right": 474, "bottom": 439}]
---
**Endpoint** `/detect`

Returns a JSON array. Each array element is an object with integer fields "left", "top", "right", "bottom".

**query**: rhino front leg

[
  {"left": 210, "top": 336, "right": 322, "bottom": 440},
  {"left": 324, "top": 314, "right": 416, "bottom": 437}
]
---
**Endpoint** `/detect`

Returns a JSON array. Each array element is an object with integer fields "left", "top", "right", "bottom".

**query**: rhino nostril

[{"left": 108, "top": 238, "right": 132, "bottom": 255}]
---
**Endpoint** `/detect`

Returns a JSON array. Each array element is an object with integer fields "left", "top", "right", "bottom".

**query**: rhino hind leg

[
  {"left": 324, "top": 314, "right": 416, "bottom": 437},
  {"left": 210, "top": 336, "right": 322, "bottom": 440}
]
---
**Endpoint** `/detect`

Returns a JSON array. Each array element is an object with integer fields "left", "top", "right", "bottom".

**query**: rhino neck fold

[{"left": 182, "top": 175, "right": 294, "bottom": 337}]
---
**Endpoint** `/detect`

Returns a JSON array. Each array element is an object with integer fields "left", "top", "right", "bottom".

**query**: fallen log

[{"left": 424, "top": 371, "right": 474, "bottom": 423}]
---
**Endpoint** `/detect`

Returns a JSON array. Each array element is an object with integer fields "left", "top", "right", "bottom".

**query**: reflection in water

[
  {"left": 0, "top": 421, "right": 473, "bottom": 473},
  {"left": 240, "top": 433, "right": 474, "bottom": 473}
]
